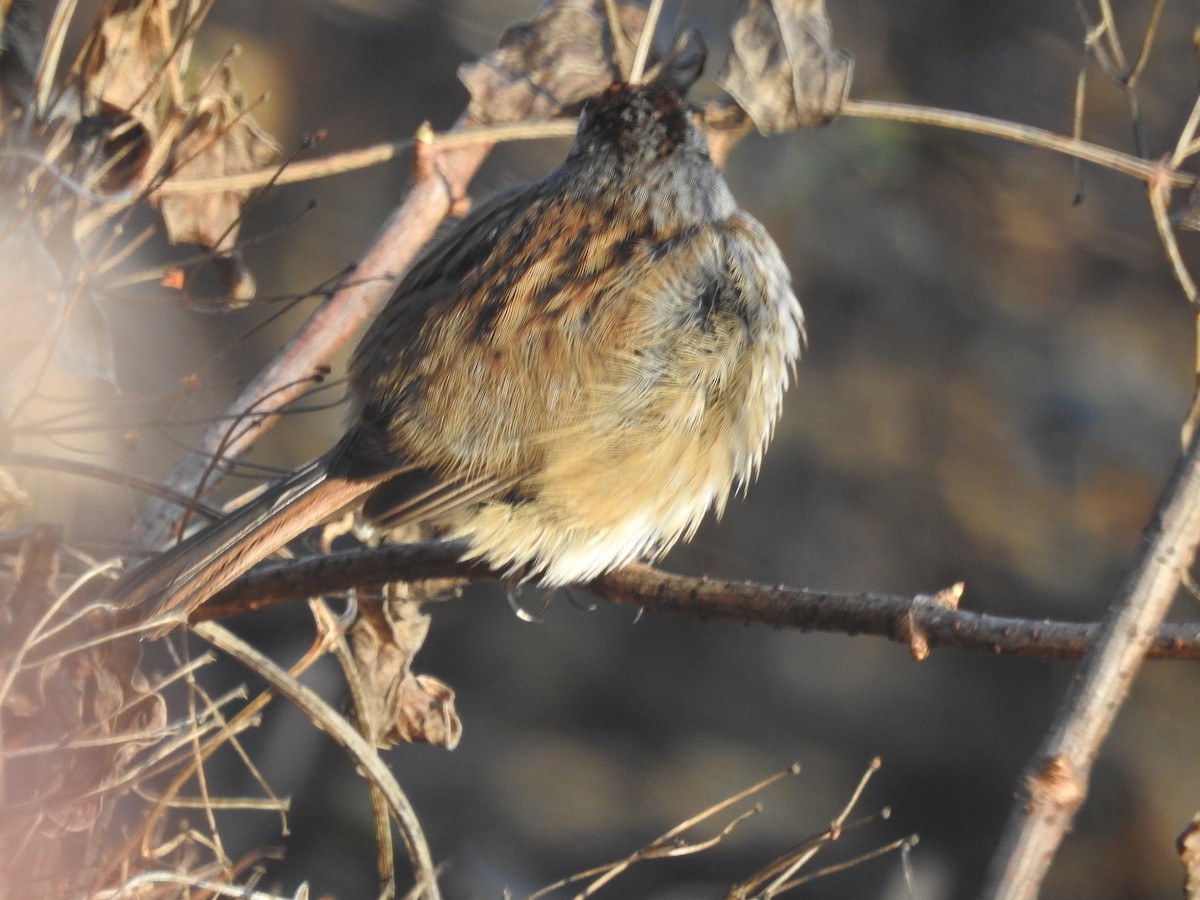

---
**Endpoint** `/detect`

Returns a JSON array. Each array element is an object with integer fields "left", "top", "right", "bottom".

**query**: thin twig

[
  {"left": 733, "top": 758, "right": 882, "bottom": 898},
  {"left": 1148, "top": 162, "right": 1198, "bottom": 304},
  {"left": 2, "top": 451, "right": 226, "bottom": 525},
  {"left": 95, "top": 870, "right": 303, "bottom": 900},
  {"left": 310, "top": 600, "right": 397, "bottom": 898},
  {"left": 31, "top": 0, "right": 80, "bottom": 117},
  {"left": 1170, "top": 92, "right": 1200, "bottom": 170},
  {"left": 128, "top": 633, "right": 330, "bottom": 866},
  {"left": 192, "top": 620, "right": 442, "bottom": 900},
  {"left": 777, "top": 834, "right": 918, "bottom": 893},
  {"left": 530, "top": 765, "right": 799, "bottom": 899},
  {"left": 603, "top": 0, "right": 632, "bottom": 82},
  {"left": 839, "top": 99, "right": 1192, "bottom": 188},
  {"left": 579, "top": 765, "right": 797, "bottom": 895},
  {"left": 152, "top": 120, "right": 578, "bottom": 195},
  {"left": 147, "top": 97, "right": 1191, "bottom": 198},
  {"left": 1125, "top": 0, "right": 1165, "bottom": 88},
  {"left": 629, "top": 0, "right": 663, "bottom": 85}
]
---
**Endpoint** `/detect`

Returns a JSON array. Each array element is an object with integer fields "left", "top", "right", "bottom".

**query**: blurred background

[{"left": 14, "top": 0, "right": 1200, "bottom": 897}]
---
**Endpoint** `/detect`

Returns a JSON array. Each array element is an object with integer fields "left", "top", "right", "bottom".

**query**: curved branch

[
  {"left": 193, "top": 621, "right": 441, "bottom": 900},
  {"left": 840, "top": 99, "right": 1195, "bottom": 188},
  {"left": 189, "top": 541, "right": 1200, "bottom": 661}
]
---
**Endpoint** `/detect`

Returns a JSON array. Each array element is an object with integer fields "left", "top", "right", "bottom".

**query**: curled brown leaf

[
  {"left": 152, "top": 63, "right": 280, "bottom": 303},
  {"left": 79, "top": 0, "right": 175, "bottom": 188},
  {"left": 459, "top": 0, "right": 704, "bottom": 125},
  {"left": 460, "top": 1, "right": 624, "bottom": 124},
  {"left": 717, "top": 0, "right": 853, "bottom": 134},
  {"left": 348, "top": 597, "right": 462, "bottom": 750}
]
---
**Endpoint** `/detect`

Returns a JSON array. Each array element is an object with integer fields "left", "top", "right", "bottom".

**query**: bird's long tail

[{"left": 114, "top": 458, "right": 383, "bottom": 633}]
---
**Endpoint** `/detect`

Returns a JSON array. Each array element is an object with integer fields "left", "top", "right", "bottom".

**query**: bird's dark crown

[{"left": 570, "top": 83, "right": 697, "bottom": 166}]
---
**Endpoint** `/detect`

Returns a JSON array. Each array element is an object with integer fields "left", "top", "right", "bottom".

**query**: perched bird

[{"left": 117, "top": 82, "right": 804, "bottom": 628}]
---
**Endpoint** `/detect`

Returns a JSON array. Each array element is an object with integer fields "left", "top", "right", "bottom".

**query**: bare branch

[
  {"left": 152, "top": 120, "right": 579, "bottom": 195},
  {"left": 531, "top": 763, "right": 799, "bottom": 898},
  {"left": 981, "top": 416, "right": 1200, "bottom": 897},
  {"left": 186, "top": 542, "right": 1200, "bottom": 662}
]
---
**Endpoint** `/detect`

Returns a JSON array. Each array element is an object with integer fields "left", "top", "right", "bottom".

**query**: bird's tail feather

[{"left": 114, "top": 459, "right": 380, "bottom": 632}]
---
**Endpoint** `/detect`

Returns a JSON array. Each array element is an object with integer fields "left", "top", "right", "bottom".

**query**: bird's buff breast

[{"left": 428, "top": 214, "right": 802, "bottom": 585}]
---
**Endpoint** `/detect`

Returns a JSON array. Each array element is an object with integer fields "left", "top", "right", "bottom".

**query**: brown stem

[{"left": 981, "top": 415, "right": 1200, "bottom": 897}]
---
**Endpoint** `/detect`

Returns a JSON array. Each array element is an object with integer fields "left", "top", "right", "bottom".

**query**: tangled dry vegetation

[{"left": 2, "top": 0, "right": 1200, "bottom": 898}]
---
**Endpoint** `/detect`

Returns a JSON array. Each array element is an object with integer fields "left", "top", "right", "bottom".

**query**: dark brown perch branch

[{"left": 189, "top": 541, "right": 1200, "bottom": 661}]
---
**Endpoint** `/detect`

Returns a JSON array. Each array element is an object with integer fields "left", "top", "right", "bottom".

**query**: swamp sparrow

[{"left": 118, "top": 83, "right": 804, "bottom": 626}]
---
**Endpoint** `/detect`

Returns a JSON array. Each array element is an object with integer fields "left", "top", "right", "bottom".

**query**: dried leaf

[
  {"left": 460, "top": 1, "right": 620, "bottom": 124},
  {"left": 717, "top": 0, "right": 853, "bottom": 133},
  {"left": 347, "top": 598, "right": 462, "bottom": 749},
  {"left": 35, "top": 622, "right": 167, "bottom": 834},
  {"left": 394, "top": 673, "right": 460, "bottom": 747},
  {"left": 459, "top": 0, "right": 704, "bottom": 125},
  {"left": 79, "top": 0, "right": 175, "bottom": 187},
  {"left": 1180, "top": 813, "right": 1200, "bottom": 899},
  {"left": 82, "top": 0, "right": 173, "bottom": 125},
  {"left": 153, "top": 63, "right": 279, "bottom": 303},
  {"left": 81, "top": 0, "right": 277, "bottom": 300}
]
